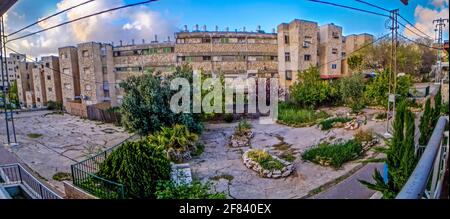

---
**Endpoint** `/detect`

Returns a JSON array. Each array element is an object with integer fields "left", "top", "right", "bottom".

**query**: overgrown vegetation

[
  {"left": 46, "top": 101, "right": 63, "bottom": 111},
  {"left": 302, "top": 140, "right": 363, "bottom": 168},
  {"left": 148, "top": 124, "right": 200, "bottom": 163},
  {"left": 354, "top": 129, "right": 374, "bottom": 144},
  {"left": 319, "top": 117, "right": 352, "bottom": 131},
  {"left": 364, "top": 69, "right": 412, "bottom": 107},
  {"left": 235, "top": 120, "right": 252, "bottom": 136},
  {"left": 52, "top": 172, "right": 72, "bottom": 181},
  {"left": 155, "top": 181, "right": 227, "bottom": 199},
  {"left": 120, "top": 66, "right": 203, "bottom": 136},
  {"left": 98, "top": 140, "right": 172, "bottom": 199},
  {"left": 278, "top": 102, "right": 329, "bottom": 127},
  {"left": 247, "top": 149, "right": 285, "bottom": 171},
  {"left": 360, "top": 101, "right": 417, "bottom": 199},
  {"left": 27, "top": 133, "right": 43, "bottom": 139}
]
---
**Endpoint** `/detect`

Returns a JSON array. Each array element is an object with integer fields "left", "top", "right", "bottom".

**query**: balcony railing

[
  {"left": 0, "top": 163, "right": 62, "bottom": 199},
  {"left": 397, "top": 116, "right": 449, "bottom": 199}
]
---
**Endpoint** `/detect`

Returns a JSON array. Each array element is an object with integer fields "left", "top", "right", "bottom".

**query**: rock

[
  {"left": 273, "top": 170, "right": 282, "bottom": 175},
  {"left": 282, "top": 171, "right": 291, "bottom": 177}
]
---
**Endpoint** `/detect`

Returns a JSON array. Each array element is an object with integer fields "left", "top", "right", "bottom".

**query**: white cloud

[
  {"left": 5, "top": 0, "right": 177, "bottom": 58},
  {"left": 404, "top": 3, "right": 449, "bottom": 39}
]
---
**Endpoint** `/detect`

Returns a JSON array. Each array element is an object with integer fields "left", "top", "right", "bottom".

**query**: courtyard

[
  {"left": 192, "top": 107, "right": 388, "bottom": 199},
  {"left": 0, "top": 110, "right": 132, "bottom": 193}
]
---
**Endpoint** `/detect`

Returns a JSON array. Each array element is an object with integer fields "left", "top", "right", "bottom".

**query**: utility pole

[
  {"left": 433, "top": 18, "right": 449, "bottom": 84},
  {"left": 386, "top": 9, "right": 399, "bottom": 137},
  {"left": 0, "top": 16, "right": 11, "bottom": 145}
]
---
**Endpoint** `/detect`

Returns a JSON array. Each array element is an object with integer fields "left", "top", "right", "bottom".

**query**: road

[{"left": 312, "top": 163, "right": 384, "bottom": 199}]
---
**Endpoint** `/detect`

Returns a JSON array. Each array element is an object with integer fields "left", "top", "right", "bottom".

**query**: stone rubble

[{"left": 242, "top": 150, "right": 294, "bottom": 179}]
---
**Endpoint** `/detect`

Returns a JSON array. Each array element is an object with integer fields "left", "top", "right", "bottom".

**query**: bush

[
  {"left": 47, "top": 101, "right": 63, "bottom": 111},
  {"left": 354, "top": 130, "right": 374, "bottom": 143},
  {"left": 278, "top": 102, "right": 329, "bottom": 127},
  {"left": 223, "top": 114, "right": 234, "bottom": 123},
  {"left": 155, "top": 181, "right": 227, "bottom": 199},
  {"left": 302, "top": 140, "right": 363, "bottom": 168},
  {"left": 319, "top": 117, "right": 352, "bottom": 130},
  {"left": 97, "top": 140, "right": 172, "bottom": 199},
  {"left": 120, "top": 67, "right": 203, "bottom": 135},
  {"left": 148, "top": 124, "right": 199, "bottom": 163},
  {"left": 235, "top": 120, "right": 251, "bottom": 136},
  {"left": 442, "top": 102, "right": 449, "bottom": 115},
  {"left": 290, "top": 67, "right": 336, "bottom": 108},
  {"left": 247, "top": 149, "right": 284, "bottom": 171},
  {"left": 337, "top": 74, "right": 365, "bottom": 106}
]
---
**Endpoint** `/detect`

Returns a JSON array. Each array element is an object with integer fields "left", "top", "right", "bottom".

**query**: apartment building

[
  {"left": 77, "top": 42, "right": 117, "bottom": 106},
  {"left": 175, "top": 26, "right": 278, "bottom": 78},
  {"left": 341, "top": 33, "right": 374, "bottom": 75},
  {"left": 16, "top": 62, "right": 35, "bottom": 108},
  {"left": 112, "top": 40, "right": 176, "bottom": 104},
  {"left": 32, "top": 63, "right": 46, "bottom": 108},
  {"left": 1, "top": 53, "right": 25, "bottom": 91},
  {"left": 42, "top": 56, "right": 62, "bottom": 103},
  {"left": 278, "top": 19, "right": 319, "bottom": 92},
  {"left": 319, "top": 23, "right": 343, "bottom": 79},
  {"left": 59, "top": 46, "right": 81, "bottom": 106}
]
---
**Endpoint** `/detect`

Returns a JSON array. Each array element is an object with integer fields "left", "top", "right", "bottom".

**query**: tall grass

[{"left": 278, "top": 102, "right": 328, "bottom": 127}]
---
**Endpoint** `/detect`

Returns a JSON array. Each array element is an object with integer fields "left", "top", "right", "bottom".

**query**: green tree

[
  {"left": 432, "top": 88, "right": 442, "bottom": 125},
  {"left": 290, "top": 66, "right": 335, "bottom": 108},
  {"left": 8, "top": 80, "right": 19, "bottom": 106},
  {"left": 120, "top": 67, "right": 203, "bottom": 135},
  {"left": 347, "top": 55, "right": 364, "bottom": 72},
  {"left": 98, "top": 140, "right": 172, "bottom": 199},
  {"left": 337, "top": 74, "right": 365, "bottom": 106},
  {"left": 360, "top": 101, "right": 417, "bottom": 198},
  {"left": 419, "top": 98, "right": 433, "bottom": 146},
  {"left": 364, "top": 69, "right": 390, "bottom": 107}
]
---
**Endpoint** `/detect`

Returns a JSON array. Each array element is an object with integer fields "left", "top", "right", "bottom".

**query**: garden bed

[
  {"left": 242, "top": 149, "right": 294, "bottom": 178},
  {"left": 229, "top": 120, "right": 254, "bottom": 148},
  {"left": 277, "top": 103, "right": 329, "bottom": 128},
  {"left": 301, "top": 140, "right": 363, "bottom": 168}
]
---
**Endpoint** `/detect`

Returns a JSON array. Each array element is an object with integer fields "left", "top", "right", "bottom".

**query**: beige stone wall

[
  {"left": 319, "top": 24, "right": 343, "bottom": 77},
  {"left": 42, "top": 56, "right": 62, "bottom": 103},
  {"left": 32, "top": 65, "right": 46, "bottom": 108},
  {"left": 278, "top": 19, "right": 319, "bottom": 92},
  {"left": 16, "top": 62, "right": 35, "bottom": 107},
  {"left": 59, "top": 47, "right": 81, "bottom": 106},
  {"left": 25, "top": 91, "right": 35, "bottom": 108},
  {"left": 341, "top": 34, "right": 374, "bottom": 75}
]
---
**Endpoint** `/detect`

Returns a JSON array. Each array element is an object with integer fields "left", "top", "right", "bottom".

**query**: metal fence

[
  {"left": 71, "top": 136, "right": 136, "bottom": 199},
  {"left": 0, "top": 163, "right": 62, "bottom": 199},
  {"left": 397, "top": 116, "right": 449, "bottom": 199}
]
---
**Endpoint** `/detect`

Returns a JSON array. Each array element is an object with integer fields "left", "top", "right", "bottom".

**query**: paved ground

[
  {"left": 0, "top": 110, "right": 131, "bottom": 193},
  {"left": 192, "top": 107, "right": 387, "bottom": 199}
]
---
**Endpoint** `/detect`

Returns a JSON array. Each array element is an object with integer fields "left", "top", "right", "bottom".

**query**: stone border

[
  {"left": 242, "top": 150, "right": 294, "bottom": 179},
  {"left": 229, "top": 130, "right": 254, "bottom": 148}
]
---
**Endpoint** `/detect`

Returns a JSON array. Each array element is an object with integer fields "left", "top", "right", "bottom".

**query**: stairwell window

[
  {"left": 285, "top": 70, "right": 292, "bottom": 80},
  {"left": 285, "top": 52, "right": 291, "bottom": 62},
  {"left": 284, "top": 35, "right": 290, "bottom": 44},
  {"left": 304, "top": 54, "right": 311, "bottom": 61},
  {"left": 332, "top": 64, "right": 337, "bottom": 69}
]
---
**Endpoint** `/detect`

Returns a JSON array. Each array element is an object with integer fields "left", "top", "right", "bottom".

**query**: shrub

[
  {"left": 47, "top": 101, "right": 63, "bottom": 111},
  {"left": 375, "top": 112, "right": 387, "bottom": 120},
  {"left": 419, "top": 98, "right": 433, "bottom": 146},
  {"left": 235, "top": 120, "right": 252, "bottom": 136},
  {"left": 223, "top": 114, "right": 234, "bottom": 123},
  {"left": 155, "top": 181, "right": 227, "bottom": 199},
  {"left": 319, "top": 117, "right": 352, "bottom": 130},
  {"left": 97, "top": 140, "right": 172, "bottom": 199},
  {"left": 442, "top": 102, "right": 449, "bottom": 115},
  {"left": 247, "top": 149, "right": 284, "bottom": 171},
  {"left": 290, "top": 66, "right": 336, "bottom": 108},
  {"left": 120, "top": 67, "right": 203, "bottom": 136},
  {"left": 354, "top": 130, "right": 374, "bottom": 143},
  {"left": 337, "top": 74, "right": 365, "bottom": 106},
  {"left": 302, "top": 140, "right": 363, "bottom": 168},
  {"left": 278, "top": 102, "right": 328, "bottom": 127},
  {"left": 148, "top": 124, "right": 199, "bottom": 163}
]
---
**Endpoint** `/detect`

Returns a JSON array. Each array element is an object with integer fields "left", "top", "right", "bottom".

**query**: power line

[
  {"left": 398, "top": 34, "right": 440, "bottom": 50},
  {"left": 306, "top": 0, "right": 390, "bottom": 18},
  {"left": 317, "top": 33, "right": 391, "bottom": 68},
  {"left": 7, "top": 0, "right": 96, "bottom": 37},
  {"left": 398, "top": 14, "right": 434, "bottom": 39},
  {"left": 355, "top": 0, "right": 390, "bottom": 13},
  {"left": 6, "top": 0, "right": 158, "bottom": 43},
  {"left": 398, "top": 22, "right": 433, "bottom": 40}
]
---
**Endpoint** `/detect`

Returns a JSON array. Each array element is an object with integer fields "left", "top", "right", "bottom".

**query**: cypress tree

[
  {"left": 399, "top": 110, "right": 417, "bottom": 187},
  {"left": 419, "top": 98, "right": 432, "bottom": 146},
  {"left": 433, "top": 88, "right": 442, "bottom": 125}
]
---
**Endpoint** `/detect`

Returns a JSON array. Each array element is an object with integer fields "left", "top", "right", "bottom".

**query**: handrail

[{"left": 397, "top": 116, "right": 449, "bottom": 199}]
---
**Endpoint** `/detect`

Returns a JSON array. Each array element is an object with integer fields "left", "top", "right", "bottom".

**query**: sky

[{"left": 3, "top": 0, "right": 449, "bottom": 58}]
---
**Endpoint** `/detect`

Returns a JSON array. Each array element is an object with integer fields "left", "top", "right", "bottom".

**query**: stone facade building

[
  {"left": 341, "top": 33, "right": 374, "bottom": 75},
  {"left": 32, "top": 63, "right": 46, "bottom": 108},
  {"left": 319, "top": 23, "right": 343, "bottom": 79},
  {"left": 277, "top": 19, "right": 319, "bottom": 92},
  {"left": 1, "top": 53, "right": 25, "bottom": 91},
  {"left": 59, "top": 46, "right": 81, "bottom": 106},
  {"left": 77, "top": 42, "right": 116, "bottom": 106},
  {"left": 112, "top": 41, "right": 176, "bottom": 104},
  {"left": 42, "top": 56, "right": 62, "bottom": 103},
  {"left": 16, "top": 62, "right": 35, "bottom": 108},
  {"left": 175, "top": 27, "right": 278, "bottom": 78}
]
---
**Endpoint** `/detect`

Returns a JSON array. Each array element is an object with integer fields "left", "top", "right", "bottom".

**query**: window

[
  {"left": 103, "top": 81, "right": 109, "bottom": 91},
  {"left": 133, "top": 50, "right": 140, "bottom": 55},
  {"left": 332, "top": 32, "right": 340, "bottom": 39},
  {"left": 270, "top": 56, "right": 277, "bottom": 61},
  {"left": 238, "top": 38, "right": 246, "bottom": 43},
  {"left": 203, "top": 56, "right": 211, "bottom": 61},
  {"left": 46, "top": 63, "right": 50, "bottom": 68},
  {"left": 285, "top": 70, "right": 292, "bottom": 80},
  {"left": 163, "top": 47, "right": 173, "bottom": 53},
  {"left": 149, "top": 48, "right": 158, "bottom": 54},
  {"left": 177, "top": 38, "right": 186, "bottom": 44},
  {"left": 47, "top": 75, "right": 51, "bottom": 80},
  {"left": 202, "top": 38, "right": 211, "bottom": 43},
  {"left": 63, "top": 68, "right": 70, "bottom": 74},
  {"left": 61, "top": 53, "right": 68, "bottom": 59},
  {"left": 284, "top": 35, "right": 290, "bottom": 44},
  {"left": 114, "top": 51, "right": 121, "bottom": 57},
  {"left": 332, "top": 48, "right": 338, "bottom": 54},
  {"left": 304, "top": 55, "right": 311, "bottom": 61},
  {"left": 332, "top": 64, "right": 337, "bottom": 69},
  {"left": 103, "top": 67, "right": 108, "bottom": 74},
  {"left": 48, "top": 87, "right": 53, "bottom": 92},
  {"left": 85, "top": 85, "right": 92, "bottom": 91},
  {"left": 82, "top": 50, "right": 89, "bottom": 57},
  {"left": 101, "top": 47, "right": 107, "bottom": 56},
  {"left": 178, "top": 56, "right": 186, "bottom": 62},
  {"left": 342, "top": 52, "right": 346, "bottom": 57},
  {"left": 285, "top": 52, "right": 291, "bottom": 62},
  {"left": 64, "top": 83, "right": 72, "bottom": 90},
  {"left": 37, "top": 97, "right": 40, "bottom": 102},
  {"left": 220, "top": 38, "right": 230, "bottom": 43},
  {"left": 83, "top": 67, "right": 91, "bottom": 74}
]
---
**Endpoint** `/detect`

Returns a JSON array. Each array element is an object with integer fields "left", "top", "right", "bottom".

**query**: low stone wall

[
  {"left": 65, "top": 101, "right": 87, "bottom": 118},
  {"left": 242, "top": 150, "right": 294, "bottom": 178},
  {"left": 63, "top": 181, "right": 97, "bottom": 199}
]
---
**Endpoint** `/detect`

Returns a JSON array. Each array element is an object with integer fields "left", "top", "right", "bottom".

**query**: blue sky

[{"left": 5, "top": 0, "right": 449, "bottom": 57}]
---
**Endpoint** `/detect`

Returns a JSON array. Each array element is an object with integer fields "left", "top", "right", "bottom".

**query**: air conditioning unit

[
  {"left": 212, "top": 56, "right": 222, "bottom": 62},
  {"left": 303, "top": 42, "right": 310, "bottom": 48}
]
